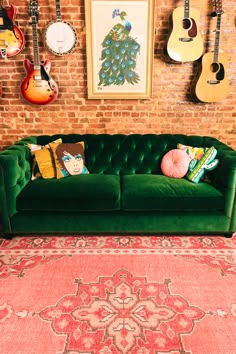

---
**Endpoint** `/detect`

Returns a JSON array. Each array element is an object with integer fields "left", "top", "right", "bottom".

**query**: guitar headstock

[
  {"left": 212, "top": 0, "right": 223, "bottom": 16},
  {"left": 29, "top": 0, "right": 39, "bottom": 24}
]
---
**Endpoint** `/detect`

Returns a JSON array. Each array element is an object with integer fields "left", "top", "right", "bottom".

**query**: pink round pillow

[{"left": 161, "top": 149, "right": 190, "bottom": 178}]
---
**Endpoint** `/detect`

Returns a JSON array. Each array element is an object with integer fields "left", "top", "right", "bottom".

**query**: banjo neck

[{"left": 55, "top": 0, "right": 62, "bottom": 21}]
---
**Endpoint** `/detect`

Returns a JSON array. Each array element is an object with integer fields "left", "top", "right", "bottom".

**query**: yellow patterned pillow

[
  {"left": 177, "top": 143, "right": 208, "bottom": 161},
  {"left": 34, "top": 148, "right": 55, "bottom": 179},
  {"left": 27, "top": 138, "right": 62, "bottom": 180}
]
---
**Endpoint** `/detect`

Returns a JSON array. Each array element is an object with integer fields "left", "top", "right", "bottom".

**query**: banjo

[{"left": 45, "top": 0, "right": 77, "bottom": 56}]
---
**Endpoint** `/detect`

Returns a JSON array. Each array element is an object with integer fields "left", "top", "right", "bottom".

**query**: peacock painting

[{"left": 98, "top": 9, "right": 141, "bottom": 87}]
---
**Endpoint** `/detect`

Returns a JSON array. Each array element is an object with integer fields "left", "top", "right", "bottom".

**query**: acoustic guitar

[
  {"left": 21, "top": 0, "right": 58, "bottom": 105},
  {"left": 0, "top": 0, "right": 25, "bottom": 58},
  {"left": 194, "top": 0, "right": 229, "bottom": 102},
  {"left": 166, "top": 0, "right": 203, "bottom": 62},
  {"left": 45, "top": 0, "right": 77, "bottom": 56}
]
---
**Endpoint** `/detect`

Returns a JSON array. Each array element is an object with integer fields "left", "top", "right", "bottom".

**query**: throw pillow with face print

[{"left": 50, "top": 142, "right": 89, "bottom": 178}]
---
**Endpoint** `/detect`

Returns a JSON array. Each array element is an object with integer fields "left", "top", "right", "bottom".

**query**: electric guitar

[
  {"left": 21, "top": 0, "right": 58, "bottom": 105},
  {"left": 166, "top": 0, "right": 203, "bottom": 62},
  {"left": 45, "top": 0, "right": 77, "bottom": 56},
  {"left": 194, "top": 0, "right": 229, "bottom": 102},
  {"left": 0, "top": 0, "right": 25, "bottom": 58}
]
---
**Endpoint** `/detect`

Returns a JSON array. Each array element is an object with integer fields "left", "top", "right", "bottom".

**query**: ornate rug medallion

[{"left": 39, "top": 269, "right": 205, "bottom": 353}]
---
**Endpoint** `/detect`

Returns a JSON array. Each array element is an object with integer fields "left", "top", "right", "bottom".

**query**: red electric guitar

[
  {"left": 21, "top": 0, "right": 58, "bottom": 105},
  {"left": 0, "top": 0, "right": 25, "bottom": 58}
]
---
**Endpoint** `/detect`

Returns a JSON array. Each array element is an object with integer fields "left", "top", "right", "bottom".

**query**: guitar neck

[
  {"left": 31, "top": 21, "right": 40, "bottom": 68},
  {"left": 213, "top": 14, "right": 221, "bottom": 63},
  {"left": 55, "top": 0, "right": 62, "bottom": 20},
  {"left": 184, "top": 0, "right": 190, "bottom": 18}
]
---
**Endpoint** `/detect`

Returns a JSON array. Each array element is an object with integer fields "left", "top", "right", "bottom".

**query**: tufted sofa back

[{"left": 24, "top": 133, "right": 226, "bottom": 176}]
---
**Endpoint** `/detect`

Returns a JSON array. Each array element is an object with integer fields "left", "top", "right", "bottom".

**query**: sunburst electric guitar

[
  {"left": 166, "top": 0, "right": 203, "bottom": 62},
  {"left": 0, "top": 0, "right": 25, "bottom": 58},
  {"left": 194, "top": 0, "right": 229, "bottom": 102},
  {"left": 21, "top": 0, "right": 58, "bottom": 105}
]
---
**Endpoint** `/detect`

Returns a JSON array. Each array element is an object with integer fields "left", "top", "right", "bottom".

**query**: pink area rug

[{"left": 0, "top": 234, "right": 236, "bottom": 354}]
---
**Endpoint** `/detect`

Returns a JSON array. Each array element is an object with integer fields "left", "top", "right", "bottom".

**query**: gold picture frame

[{"left": 85, "top": 0, "right": 155, "bottom": 99}]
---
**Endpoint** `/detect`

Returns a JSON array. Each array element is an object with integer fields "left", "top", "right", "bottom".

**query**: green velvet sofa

[{"left": 0, "top": 134, "right": 235, "bottom": 237}]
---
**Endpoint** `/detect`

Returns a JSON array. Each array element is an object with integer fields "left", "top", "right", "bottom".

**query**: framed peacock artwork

[{"left": 85, "top": 0, "right": 155, "bottom": 99}]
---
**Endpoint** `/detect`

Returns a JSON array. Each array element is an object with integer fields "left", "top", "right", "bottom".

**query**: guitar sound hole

[
  {"left": 183, "top": 18, "right": 191, "bottom": 30},
  {"left": 211, "top": 62, "right": 219, "bottom": 73}
]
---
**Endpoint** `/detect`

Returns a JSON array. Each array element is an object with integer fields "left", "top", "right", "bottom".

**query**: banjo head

[{"left": 45, "top": 20, "right": 78, "bottom": 55}]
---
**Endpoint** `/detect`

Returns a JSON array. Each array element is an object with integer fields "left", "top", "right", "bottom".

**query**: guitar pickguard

[
  {"left": 216, "top": 63, "right": 225, "bottom": 81},
  {"left": 40, "top": 64, "right": 50, "bottom": 82},
  {"left": 188, "top": 18, "right": 197, "bottom": 38},
  {"left": 180, "top": 18, "right": 197, "bottom": 41},
  {"left": 207, "top": 62, "right": 225, "bottom": 84}
]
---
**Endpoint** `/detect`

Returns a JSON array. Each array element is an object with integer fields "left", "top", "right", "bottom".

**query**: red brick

[{"left": 0, "top": 0, "right": 235, "bottom": 151}]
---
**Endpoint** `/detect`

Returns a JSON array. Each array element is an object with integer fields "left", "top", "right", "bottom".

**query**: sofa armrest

[
  {"left": 213, "top": 150, "right": 236, "bottom": 232},
  {"left": 0, "top": 145, "right": 31, "bottom": 233}
]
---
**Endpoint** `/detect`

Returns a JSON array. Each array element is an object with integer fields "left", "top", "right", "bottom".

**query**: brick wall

[{"left": 0, "top": 0, "right": 235, "bottom": 150}]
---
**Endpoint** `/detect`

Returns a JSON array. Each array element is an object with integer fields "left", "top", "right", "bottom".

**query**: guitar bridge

[
  {"left": 207, "top": 80, "right": 220, "bottom": 85},
  {"left": 179, "top": 37, "right": 193, "bottom": 42}
]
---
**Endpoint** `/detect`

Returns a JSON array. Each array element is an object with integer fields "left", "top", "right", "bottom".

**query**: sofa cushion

[
  {"left": 121, "top": 175, "right": 224, "bottom": 211},
  {"left": 17, "top": 174, "right": 120, "bottom": 212}
]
